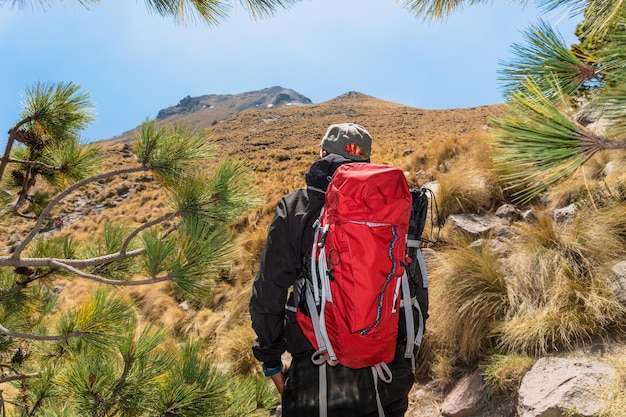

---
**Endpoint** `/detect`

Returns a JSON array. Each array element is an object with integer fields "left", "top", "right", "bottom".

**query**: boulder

[
  {"left": 440, "top": 371, "right": 483, "bottom": 417},
  {"left": 447, "top": 214, "right": 506, "bottom": 236},
  {"left": 517, "top": 357, "right": 616, "bottom": 417}
]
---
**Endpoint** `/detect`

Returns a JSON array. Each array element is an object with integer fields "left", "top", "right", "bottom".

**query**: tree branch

[
  {"left": 10, "top": 165, "right": 152, "bottom": 260},
  {"left": 0, "top": 117, "right": 35, "bottom": 182},
  {"left": 47, "top": 259, "right": 172, "bottom": 286},
  {"left": 0, "top": 372, "right": 40, "bottom": 384},
  {"left": 4, "top": 157, "right": 62, "bottom": 172},
  {"left": 0, "top": 323, "right": 80, "bottom": 341},
  {"left": 0, "top": 248, "right": 144, "bottom": 270},
  {"left": 119, "top": 211, "right": 181, "bottom": 255}
]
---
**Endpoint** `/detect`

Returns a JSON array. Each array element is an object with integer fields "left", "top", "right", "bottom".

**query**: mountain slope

[{"left": 104, "top": 86, "right": 312, "bottom": 146}]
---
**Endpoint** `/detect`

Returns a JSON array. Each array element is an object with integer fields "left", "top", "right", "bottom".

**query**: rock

[
  {"left": 495, "top": 204, "right": 522, "bottom": 221},
  {"left": 51, "top": 285, "right": 65, "bottom": 295},
  {"left": 408, "top": 380, "right": 445, "bottom": 417},
  {"left": 553, "top": 204, "right": 576, "bottom": 223},
  {"left": 422, "top": 181, "right": 439, "bottom": 196},
  {"left": 522, "top": 209, "right": 537, "bottom": 222},
  {"left": 440, "top": 371, "right": 483, "bottom": 417},
  {"left": 517, "top": 357, "right": 617, "bottom": 417},
  {"left": 612, "top": 261, "right": 626, "bottom": 305},
  {"left": 447, "top": 214, "right": 506, "bottom": 236}
]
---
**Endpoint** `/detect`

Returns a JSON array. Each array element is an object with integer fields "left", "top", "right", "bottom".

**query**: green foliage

[
  {"left": 482, "top": 354, "right": 535, "bottom": 392},
  {"left": 166, "top": 156, "right": 258, "bottom": 226},
  {"left": 3, "top": 0, "right": 301, "bottom": 26},
  {"left": 595, "top": 12, "right": 626, "bottom": 138},
  {"left": 36, "top": 140, "right": 103, "bottom": 190},
  {"left": 490, "top": 77, "right": 599, "bottom": 203},
  {"left": 81, "top": 223, "right": 141, "bottom": 280},
  {"left": 0, "top": 79, "right": 260, "bottom": 415},
  {"left": 19, "top": 81, "right": 95, "bottom": 139},
  {"left": 490, "top": 1, "right": 626, "bottom": 203},
  {"left": 498, "top": 19, "right": 600, "bottom": 100},
  {"left": 153, "top": 340, "right": 228, "bottom": 417},
  {"left": 3, "top": 82, "right": 101, "bottom": 215},
  {"left": 58, "top": 324, "right": 171, "bottom": 417},
  {"left": 167, "top": 217, "right": 231, "bottom": 297},
  {"left": 401, "top": 0, "right": 527, "bottom": 22},
  {"left": 134, "top": 121, "right": 214, "bottom": 183},
  {"left": 2, "top": 288, "right": 269, "bottom": 417},
  {"left": 223, "top": 374, "right": 280, "bottom": 416},
  {"left": 56, "top": 289, "right": 137, "bottom": 349}
]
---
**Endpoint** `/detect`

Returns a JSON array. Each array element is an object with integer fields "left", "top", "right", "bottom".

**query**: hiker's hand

[{"left": 270, "top": 363, "right": 290, "bottom": 395}]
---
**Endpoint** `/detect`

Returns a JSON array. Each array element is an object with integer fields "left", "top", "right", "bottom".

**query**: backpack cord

[
  {"left": 319, "top": 362, "right": 328, "bottom": 417},
  {"left": 371, "top": 367, "right": 387, "bottom": 417},
  {"left": 416, "top": 247, "right": 429, "bottom": 289},
  {"left": 400, "top": 271, "right": 416, "bottom": 373},
  {"left": 421, "top": 188, "right": 441, "bottom": 245},
  {"left": 304, "top": 284, "right": 328, "bottom": 362}
]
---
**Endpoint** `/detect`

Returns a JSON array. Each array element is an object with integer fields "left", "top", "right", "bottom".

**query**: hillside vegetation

[{"left": 2, "top": 91, "right": 625, "bottom": 416}]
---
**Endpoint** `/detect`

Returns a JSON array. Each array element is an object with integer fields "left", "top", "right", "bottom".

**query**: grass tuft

[
  {"left": 427, "top": 237, "right": 509, "bottom": 362},
  {"left": 482, "top": 354, "right": 535, "bottom": 393},
  {"left": 498, "top": 206, "right": 626, "bottom": 355}
]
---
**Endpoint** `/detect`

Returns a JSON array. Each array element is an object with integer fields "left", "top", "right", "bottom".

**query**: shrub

[{"left": 427, "top": 237, "right": 509, "bottom": 362}]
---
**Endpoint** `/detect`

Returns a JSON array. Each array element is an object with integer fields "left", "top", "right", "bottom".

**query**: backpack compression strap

[{"left": 400, "top": 271, "right": 416, "bottom": 372}]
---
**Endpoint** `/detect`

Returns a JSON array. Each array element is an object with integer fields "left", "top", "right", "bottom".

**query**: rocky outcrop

[
  {"left": 517, "top": 357, "right": 617, "bottom": 417},
  {"left": 156, "top": 86, "right": 312, "bottom": 120},
  {"left": 433, "top": 356, "right": 619, "bottom": 417},
  {"left": 439, "top": 371, "right": 484, "bottom": 417}
]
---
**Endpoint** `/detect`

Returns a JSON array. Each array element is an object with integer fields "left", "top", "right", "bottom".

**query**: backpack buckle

[{"left": 317, "top": 224, "right": 329, "bottom": 248}]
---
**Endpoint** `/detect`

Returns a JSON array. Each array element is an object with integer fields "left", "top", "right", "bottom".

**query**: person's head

[{"left": 319, "top": 123, "right": 372, "bottom": 162}]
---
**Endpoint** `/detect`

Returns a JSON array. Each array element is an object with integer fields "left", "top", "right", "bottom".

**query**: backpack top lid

[{"left": 324, "top": 163, "right": 412, "bottom": 226}]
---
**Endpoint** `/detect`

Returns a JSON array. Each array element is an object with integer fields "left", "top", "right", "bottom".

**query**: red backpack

[{"left": 296, "top": 163, "right": 415, "bottom": 373}]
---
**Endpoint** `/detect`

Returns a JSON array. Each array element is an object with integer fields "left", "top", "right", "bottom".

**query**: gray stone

[
  {"left": 495, "top": 204, "right": 522, "bottom": 221},
  {"left": 611, "top": 261, "right": 626, "bottom": 305},
  {"left": 517, "top": 357, "right": 616, "bottom": 417},
  {"left": 440, "top": 371, "right": 483, "bottom": 417},
  {"left": 553, "top": 204, "right": 576, "bottom": 223},
  {"left": 447, "top": 214, "right": 505, "bottom": 236}
]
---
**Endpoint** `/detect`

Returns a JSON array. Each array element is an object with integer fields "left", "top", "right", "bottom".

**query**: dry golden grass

[
  {"left": 404, "top": 132, "right": 506, "bottom": 223},
  {"left": 216, "top": 323, "right": 259, "bottom": 376},
  {"left": 427, "top": 237, "right": 509, "bottom": 362},
  {"left": 498, "top": 205, "right": 626, "bottom": 355},
  {"left": 541, "top": 152, "right": 626, "bottom": 208},
  {"left": 599, "top": 346, "right": 626, "bottom": 417},
  {"left": 429, "top": 349, "right": 460, "bottom": 390}
]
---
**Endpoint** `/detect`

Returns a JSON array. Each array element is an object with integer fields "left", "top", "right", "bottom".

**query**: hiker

[{"left": 249, "top": 123, "right": 415, "bottom": 417}]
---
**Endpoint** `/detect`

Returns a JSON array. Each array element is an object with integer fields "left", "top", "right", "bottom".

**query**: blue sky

[{"left": 1, "top": 1, "right": 580, "bottom": 145}]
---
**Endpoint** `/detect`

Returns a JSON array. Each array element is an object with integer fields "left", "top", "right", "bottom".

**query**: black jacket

[{"left": 249, "top": 154, "right": 353, "bottom": 367}]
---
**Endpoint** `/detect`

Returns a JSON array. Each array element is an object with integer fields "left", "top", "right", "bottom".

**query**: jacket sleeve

[{"left": 249, "top": 197, "right": 297, "bottom": 366}]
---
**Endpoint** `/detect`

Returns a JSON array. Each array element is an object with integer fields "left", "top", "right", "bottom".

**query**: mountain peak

[{"left": 156, "top": 87, "right": 312, "bottom": 121}]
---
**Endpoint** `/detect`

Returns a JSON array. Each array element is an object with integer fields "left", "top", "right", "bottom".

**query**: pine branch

[
  {"left": 10, "top": 166, "right": 150, "bottom": 259},
  {"left": 0, "top": 116, "right": 36, "bottom": 183},
  {"left": 47, "top": 259, "right": 172, "bottom": 286},
  {"left": 0, "top": 372, "right": 40, "bottom": 384},
  {"left": 490, "top": 76, "right": 624, "bottom": 203},
  {"left": 119, "top": 210, "right": 182, "bottom": 255},
  {"left": 0, "top": 323, "right": 81, "bottom": 341},
  {"left": 2, "top": 157, "right": 61, "bottom": 172}
]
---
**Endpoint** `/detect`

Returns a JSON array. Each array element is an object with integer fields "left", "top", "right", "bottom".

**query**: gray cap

[{"left": 320, "top": 123, "right": 372, "bottom": 161}]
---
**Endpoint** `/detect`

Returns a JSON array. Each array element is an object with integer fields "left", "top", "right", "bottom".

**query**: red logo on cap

[{"left": 344, "top": 143, "right": 362, "bottom": 156}]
